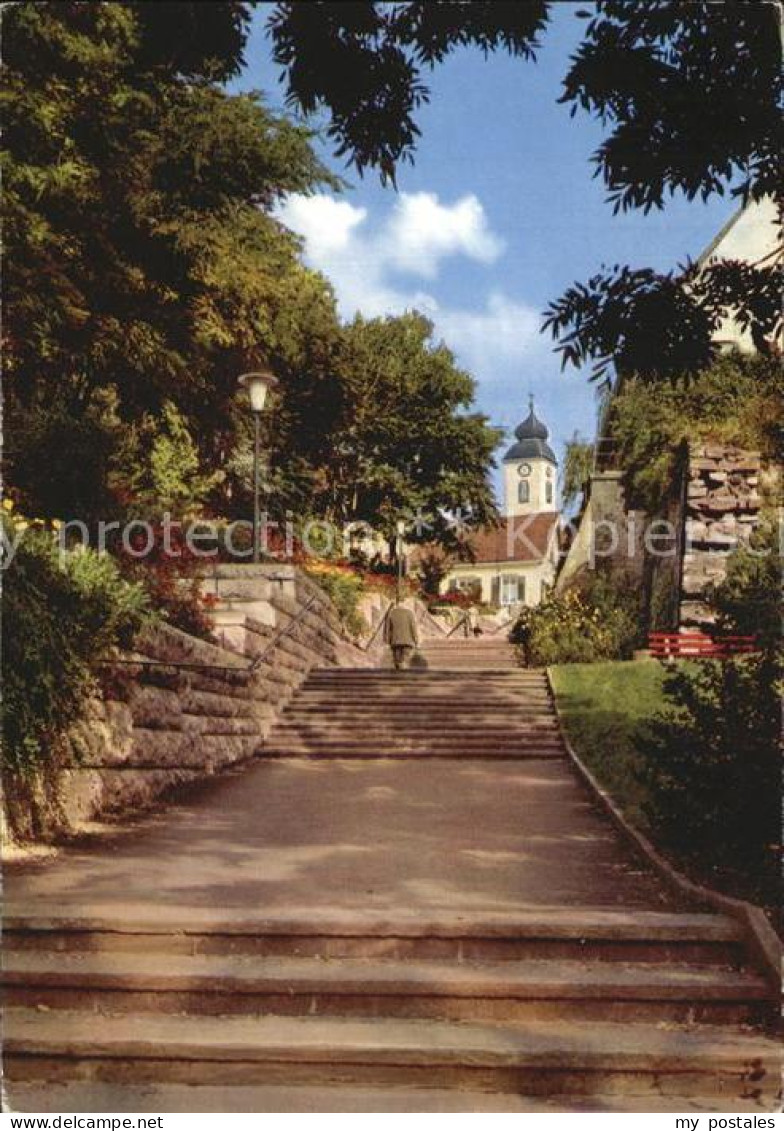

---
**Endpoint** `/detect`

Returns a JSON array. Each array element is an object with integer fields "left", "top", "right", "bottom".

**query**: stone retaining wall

[
  {"left": 5, "top": 567, "right": 375, "bottom": 843},
  {"left": 680, "top": 444, "right": 763, "bottom": 626}
]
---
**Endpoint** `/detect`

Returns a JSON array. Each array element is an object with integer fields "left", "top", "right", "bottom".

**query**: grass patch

[
  {"left": 549, "top": 659, "right": 666, "bottom": 831},
  {"left": 550, "top": 658, "right": 778, "bottom": 916}
]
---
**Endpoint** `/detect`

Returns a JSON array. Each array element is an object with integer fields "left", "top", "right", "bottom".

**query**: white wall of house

[
  {"left": 443, "top": 557, "right": 557, "bottom": 609},
  {"left": 699, "top": 197, "right": 781, "bottom": 352}
]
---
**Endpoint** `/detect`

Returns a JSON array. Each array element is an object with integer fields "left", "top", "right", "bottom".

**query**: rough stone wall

[
  {"left": 681, "top": 444, "right": 763, "bottom": 626},
  {"left": 556, "top": 471, "right": 647, "bottom": 593},
  {"left": 6, "top": 567, "right": 375, "bottom": 843}
]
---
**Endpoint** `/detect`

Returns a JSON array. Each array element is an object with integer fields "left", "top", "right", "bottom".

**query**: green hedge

[
  {"left": 2, "top": 522, "right": 150, "bottom": 777},
  {"left": 639, "top": 654, "right": 780, "bottom": 907}
]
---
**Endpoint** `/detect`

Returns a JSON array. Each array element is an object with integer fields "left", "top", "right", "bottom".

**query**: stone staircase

[
  {"left": 263, "top": 668, "right": 563, "bottom": 760},
  {"left": 4, "top": 657, "right": 781, "bottom": 1112},
  {"left": 422, "top": 634, "right": 518, "bottom": 670}
]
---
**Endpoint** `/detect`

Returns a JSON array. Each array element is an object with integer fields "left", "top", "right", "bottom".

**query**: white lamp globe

[{"left": 239, "top": 370, "right": 278, "bottom": 413}]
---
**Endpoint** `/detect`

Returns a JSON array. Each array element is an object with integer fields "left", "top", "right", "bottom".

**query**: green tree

[
  {"left": 709, "top": 521, "right": 782, "bottom": 653},
  {"left": 2, "top": 2, "right": 340, "bottom": 521},
  {"left": 561, "top": 435, "right": 594, "bottom": 513},
  {"left": 606, "top": 352, "right": 783, "bottom": 512},
  {"left": 2, "top": 521, "right": 150, "bottom": 780},
  {"left": 311, "top": 313, "right": 501, "bottom": 547},
  {"left": 639, "top": 654, "right": 780, "bottom": 905},
  {"left": 110, "top": 402, "right": 223, "bottom": 519}
]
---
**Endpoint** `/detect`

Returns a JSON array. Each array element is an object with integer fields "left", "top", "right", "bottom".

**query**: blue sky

[{"left": 234, "top": 4, "right": 739, "bottom": 496}]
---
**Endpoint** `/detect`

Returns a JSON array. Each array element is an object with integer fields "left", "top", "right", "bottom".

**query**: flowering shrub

[
  {"left": 430, "top": 588, "right": 476, "bottom": 611},
  {"left": 116, "top": 523, "right": 217, "bottom": 641},
  {"left": 510, "top": 586, "right": 639, "bottom": 667},
  {"left": 304, "top": 561, "right": 368, "bottom": 638}
]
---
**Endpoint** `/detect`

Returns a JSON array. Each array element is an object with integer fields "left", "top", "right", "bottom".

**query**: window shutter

[{"left": 491, "top": 576, "right": 501, "bottom": 605}]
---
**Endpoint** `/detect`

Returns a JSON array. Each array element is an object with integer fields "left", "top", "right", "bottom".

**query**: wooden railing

[{"left": 648, "top": 632, "right": 757, "bottom": 660}]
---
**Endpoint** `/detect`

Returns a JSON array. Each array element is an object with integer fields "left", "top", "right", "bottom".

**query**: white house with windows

[{"left": 440, "top": 400, "right": 560, "bottom": 609}]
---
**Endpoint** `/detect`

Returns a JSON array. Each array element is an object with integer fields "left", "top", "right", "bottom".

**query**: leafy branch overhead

[
  {"left": 267, "top": 0, "right": 782, "bottom": 377},
  {"left": 268, "top": 1, "right": 549, "bottom": 185}
]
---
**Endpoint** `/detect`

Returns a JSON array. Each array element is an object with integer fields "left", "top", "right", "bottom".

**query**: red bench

[{"left": 648, "top": 632, "right": 757, "bottom": 659}]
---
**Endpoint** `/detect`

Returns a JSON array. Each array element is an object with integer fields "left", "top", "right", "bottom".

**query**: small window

[
  {"left": 456, "top": 576, "right": 481, "bottom": 598},
  {"left": 500, "top": 575, "right": 525, "bottom": 605},
  {"left": 545, "top": 481, "right": 553, "bottom": 504},
  {"left": 518, "top": 480, "right": 530, "bottom": 504}
]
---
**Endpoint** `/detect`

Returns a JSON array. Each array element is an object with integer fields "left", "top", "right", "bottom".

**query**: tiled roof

[{"left": 465, "top": 513, "right": 558, "bottom": 564}]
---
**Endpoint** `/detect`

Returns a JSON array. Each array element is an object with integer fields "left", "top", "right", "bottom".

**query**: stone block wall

[
  {"left": 5, "top": 567, "right": 375, "bottom": 843},
  {"left": 680, "top": 444, "right": 763, "bottom": 626}
]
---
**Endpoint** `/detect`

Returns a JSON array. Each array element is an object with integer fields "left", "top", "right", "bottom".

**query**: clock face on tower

[{"left": 517, "top": 462, "right": 531, "bottom": 477}]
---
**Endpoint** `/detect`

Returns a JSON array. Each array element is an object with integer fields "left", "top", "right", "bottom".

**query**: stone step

[
  {"left": 412, "top": 664, "right": 520, "bottom": 671},
  {"left": 291, "top": 694, "right": 553, "bottom": 707},
  {"left": 306, "top": 674, "right": 541, "bottom": 685},
  {"left": 282, "top": 714, "right": 559, "bottom": 729},
  {"left": 261, "top": 735, "right": 565, "bottom": 750},
  {"left": 272, "top": 720, "right": 561, "bottom": 736},
  {"left": 4, "top": 908, "right": 745, "bottom": 965},
  {"left": 284, "top": 704, "right": 557, "bottom": 718},
  {"left": 4, "top": 953, "right": 770, "bottom": 1025},
  {"left": 260, "top": 745, "right": 565, "bottom": 760},
  {"left": 7, "top": 1010, "right": 780, "bottom": 1097},
  {"left": 278, "top": 714, "right": 558, "bottom": 732},
  {"left": 8, "top": 1080, "right": 776, "bottom": 1114}
]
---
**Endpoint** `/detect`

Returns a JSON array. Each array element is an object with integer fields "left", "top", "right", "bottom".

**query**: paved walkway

[{"left": 7, "top": 732, "right": 672, "bottom": 920}]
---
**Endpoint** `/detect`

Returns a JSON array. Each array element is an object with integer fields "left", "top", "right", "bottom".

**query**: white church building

[{"left": 441, "top": 400, "right": 560, "bottom": 609}]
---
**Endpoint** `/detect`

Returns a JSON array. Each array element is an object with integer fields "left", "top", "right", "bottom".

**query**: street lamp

[
  {"left": 238, "top": 369, "right": 278, "bottom": 563},
  {"left": 395, "top": 518, "right": 406, "bottom": 603}
]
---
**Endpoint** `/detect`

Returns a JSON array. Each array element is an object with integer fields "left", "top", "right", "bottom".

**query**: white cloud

[
  {"left": 382, "top": 192, "right": 504, "bottom": 279},
  {"left": 275, "top": 190, "right": 539, "bottom": 374},
  {"left": 275, "top": 189, "right": 596, "bottom": 491},
  {"left": 278, "top": 195, "right": 367, "bottom": 259},
  {"left": 434, "top": 292, "right": 543, "bottom": 376}
]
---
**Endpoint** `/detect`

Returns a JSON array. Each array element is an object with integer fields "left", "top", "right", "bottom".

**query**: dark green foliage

[
  {"left": 416, "top": 549, "right": 452, "bottom": 598},
  {"left": 561, "top": 435, "right": 594, "bottom": 512},
  {"left": 3, "top": 1, "right": 339, "bottom": 521},
  {"left": 268, "top": 1, "right": 549, "bottom": 184},
  {"left": 543, "top": 257, "right": 782, "bottom": 384},
  {"left": 607, "top": 353, "right": 783, "bottom": 512},
  {"left": 543, "top": 263, "right": 719, "bottom": 384},
  {"left": 560, "top": 1, "right": 781, "bottom": 212},
  {"left": 310, "top": 313, "right": 501, "bottom": 542},
  {"left": 709, "top": 521, "right": 782, "bottom": 652},
  {"left": 2, "top": 524, "right": 150, "bottom": 776},
  {"left": 638, "top": 655, "right": 781, "bottom": 905}
]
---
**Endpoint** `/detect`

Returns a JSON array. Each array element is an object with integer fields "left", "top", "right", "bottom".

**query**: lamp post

[
  {"left": 238, "top": 370, "right": 278, "bottom": 563},
  {"left": 395, "top": 518, "right": 406, "bottom": 603}
]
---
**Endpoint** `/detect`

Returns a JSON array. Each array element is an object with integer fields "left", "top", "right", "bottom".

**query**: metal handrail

[
  {"left": 360, "top": 604, "right": 391, "bottom": 653},
  {"left": 249, "top": 593, "right": 318, "bottom": 671},
  {"left": 490, "top": 617, "right": 516, "bottom": 637},
  {"left": 446, "top": 613, "right": 470, "bottom": 638}
]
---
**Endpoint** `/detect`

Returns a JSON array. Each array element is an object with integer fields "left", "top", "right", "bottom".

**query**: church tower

[{"left": 502, "top": 398, "right": 558, "bottom": 517}]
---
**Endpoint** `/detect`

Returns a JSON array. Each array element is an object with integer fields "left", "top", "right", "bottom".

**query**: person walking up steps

[{"left": 384, "top": 598, "right": 419, "bottom": 670}]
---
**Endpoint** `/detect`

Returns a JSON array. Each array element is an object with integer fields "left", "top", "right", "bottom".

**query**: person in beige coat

[{"left": 384, "top": 600, "right": 419, "bottom": 670}]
